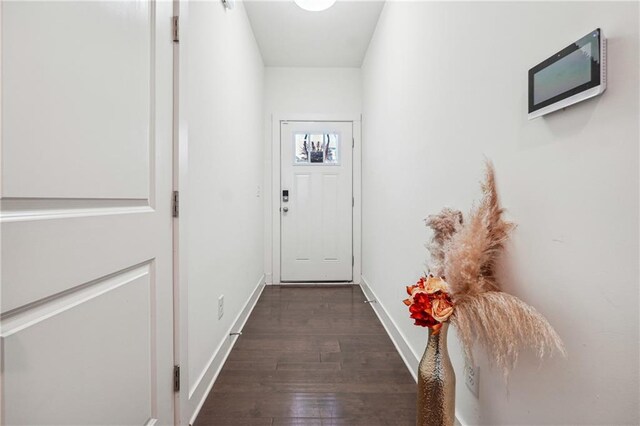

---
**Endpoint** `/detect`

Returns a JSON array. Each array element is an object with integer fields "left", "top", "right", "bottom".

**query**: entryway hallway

[
  {"left": 193, "top": 286, "right": 416, "bottom": 425},
  {"left": 2, "top": 1, "right": 638, "bottom": 424}
]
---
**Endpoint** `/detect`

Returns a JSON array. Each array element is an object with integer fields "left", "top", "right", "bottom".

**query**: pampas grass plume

[
  {"left": 426, "top": 161, "right": 566, "bottom": 378},
  {"left": 425, "top": 208, "right": 463, "bottom": 277}
]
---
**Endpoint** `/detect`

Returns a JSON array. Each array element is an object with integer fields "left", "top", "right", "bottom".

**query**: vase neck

[{"left": 428, "top": 322, "right": 449, "bottom": 353}]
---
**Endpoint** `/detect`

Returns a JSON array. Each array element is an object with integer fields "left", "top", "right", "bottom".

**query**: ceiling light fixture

[{"left": 294, "top": 0, "right": 337, "bottom": 12}]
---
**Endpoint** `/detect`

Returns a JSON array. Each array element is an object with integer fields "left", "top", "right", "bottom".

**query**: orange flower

[
  {"left": 425, "top": 276, "right": 449, "bottom": 294},
  {"left": 432, "top": 297, "right": 454, "bottom": 322},
  {"left": 403, "top": 276, "right": 428, "bottom": 305}
]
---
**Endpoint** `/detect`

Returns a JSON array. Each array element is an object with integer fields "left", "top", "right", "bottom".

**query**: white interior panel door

[
  {"left": 280, "top": 121, "right": 353, "bottom": 282},
  {"left": 1, "top": 1, "right": 174, "bottom": 424}
]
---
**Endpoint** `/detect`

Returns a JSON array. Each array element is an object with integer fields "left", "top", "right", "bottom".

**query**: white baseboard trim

[
  {"left": 359, "top": 276, "right": 420, "bottom": 381},
  {"left": 359, "top": 275, "right": 466, "bottom": 426},
  {"left": 188, "top": 274, "right": 266, "bottom": 425}
]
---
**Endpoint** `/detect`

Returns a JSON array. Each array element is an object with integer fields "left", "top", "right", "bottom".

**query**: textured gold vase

[{"left": 416, "top": 322, "right": 456, "bottom": 426}]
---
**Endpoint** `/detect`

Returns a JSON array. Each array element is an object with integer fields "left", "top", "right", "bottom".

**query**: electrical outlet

[
  {"left": 218, "top": 295, "right": 224, "bottom": 319},
  {"left": 256, "top": 185, "right": 261, "bottom": 198},
  {"left": 464, "top": 363, "right": 479, "bottom": 398}
]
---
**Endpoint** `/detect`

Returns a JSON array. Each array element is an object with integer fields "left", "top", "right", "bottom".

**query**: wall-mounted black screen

[{"left": 528, "top": 29, "right": 602, "bottom": 114}]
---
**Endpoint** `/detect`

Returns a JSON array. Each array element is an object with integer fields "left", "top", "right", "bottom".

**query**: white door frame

[
  {"left": 173, "top": 0, "right": 190, "bottom": 425},
  {"left": 269, "top": 113, "right": 361, "bottom": 285}
]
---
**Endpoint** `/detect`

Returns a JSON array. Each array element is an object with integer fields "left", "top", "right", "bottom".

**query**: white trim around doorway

[{"left": 268, "top": 113, "right": 362, "bottom": 285}]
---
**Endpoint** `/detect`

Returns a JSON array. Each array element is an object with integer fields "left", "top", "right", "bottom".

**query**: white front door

[
  {"left": 280, "top": 121, "right": 353, "bottom": 282},
  {"left": 1, "top": 2, "right": 174, "bottom": 425}
]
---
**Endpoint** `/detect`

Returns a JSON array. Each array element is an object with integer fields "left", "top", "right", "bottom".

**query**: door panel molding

[
  {"left": 2, "top": 1, "right": 156, "bottom": 200},
  {"left": 0, "top": 261, "right": 152, "bottom": 334},
  {"left": 321, "top": 173, "right": 339, "bottom": 261},
  {"left": 2, "top": 212, "right": 160, "bottom": 313},
  {"left": 0, "top": 198, "right": 152, "bottom": 222},
  {"left": 2, "top": 264, "right": 157, "bottom": 425}
]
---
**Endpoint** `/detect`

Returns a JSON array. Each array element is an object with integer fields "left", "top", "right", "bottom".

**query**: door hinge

[
  {"left": 352, "top": 255, "right": 354, "bottom": 266},
  {"left": 172, "top": 16, "right": 179, "bottom": 43},
  {"left": 173, "top": 365, "right": 180, "bottom": 392},
  {"left": 352, "top": 197, "right": 354, "bottom": 207},
  {"left": 172, "top": 191, "right": 179, "bottom": 218},
  {"left": 352, "top": 137, "right": 354, "bottom": 148}
]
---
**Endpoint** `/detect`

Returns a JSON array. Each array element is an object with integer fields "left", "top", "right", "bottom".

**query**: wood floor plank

[
  {"left": 227, "top": 350, "right": 321, "bottom": 363},
  {"left": 271, "top": 418, "right": 323, "bottom": 426},
  {"left": 197, "top": 392, "right": 416, "bottom": 420},
  {"left": 271, "top": 417, "right": 401, "bottom": 426},
  {"left": 210, "top": 382, "right": 417, "bottom": 395},
  {"left": 193, "top": 285, "right": 417, "bottom": 426},
  {"left": 202, "top": 419, "right": 273, "bottom": 426},
  {"left": 214, "top": 369, "right": 414, "bottom": 385},
  {"left": 276, "top": 362, "right": 342, "bottom": 371}
]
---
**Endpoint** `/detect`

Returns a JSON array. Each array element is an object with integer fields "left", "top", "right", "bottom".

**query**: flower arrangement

[
  {"left": 404, "top": 161, "right": 565, "bottom": 378},
  {"left": 403, "top": 275, "right": 454, "bottom": 334}
]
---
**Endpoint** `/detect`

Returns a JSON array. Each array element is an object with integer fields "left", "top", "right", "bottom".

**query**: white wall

[
  {"left": 263, "top": 67, "right": 362, "bottom": 282},
  {"left": 184, "top": 0, "right": 264, "bottom": 421},
  {"left": 265, "top": 67, "right": 362, "bottom": 115},
  {"left": 361, "top": 2, "right": 639, "bottom": 425}
]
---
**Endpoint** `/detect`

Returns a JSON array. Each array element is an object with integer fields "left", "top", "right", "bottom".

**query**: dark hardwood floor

[{"left": 193, "top": 285, "right": 417, "bottom": 426}]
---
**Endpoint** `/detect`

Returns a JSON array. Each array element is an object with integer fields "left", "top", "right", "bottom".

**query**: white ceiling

[{"left": 243, "top": 1, "right": 385, "bottom": 67}]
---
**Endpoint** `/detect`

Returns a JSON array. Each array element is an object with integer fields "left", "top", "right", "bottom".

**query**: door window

[{"left": 294, "top": 133, "right": 339, "bottom": 165}]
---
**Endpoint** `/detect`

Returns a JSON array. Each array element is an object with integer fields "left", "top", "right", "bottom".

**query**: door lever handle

[{"left": 282, "top": 207, "right": 289, "bottom": 212}]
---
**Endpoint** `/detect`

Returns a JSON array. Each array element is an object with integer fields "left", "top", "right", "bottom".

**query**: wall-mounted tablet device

[{"left": 528, "top": 29, "right": 606, "bottom": 119}]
